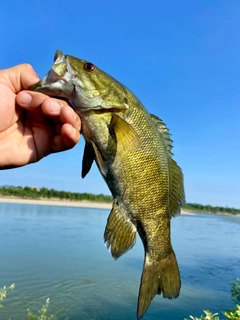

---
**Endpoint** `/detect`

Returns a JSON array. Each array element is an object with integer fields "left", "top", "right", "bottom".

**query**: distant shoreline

[
  {"left": 0, "top": 196, "right": 112, "bottom": 210},
  {"left": 0, "top": 196, "right": 196, "bottom": 215},
  {"left": 1, "top": 196, "right": 238, "bottom": 216}
]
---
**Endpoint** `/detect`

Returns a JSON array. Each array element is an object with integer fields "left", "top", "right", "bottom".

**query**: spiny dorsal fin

[
  {"left": 151, "top": 114, "right": 185, "bottom": 217},
  {"left": 109, "top": 114, "right": 141, "bottom": 151},
  {"left": 150, "top": 114, "right": 173, "bottom": 157}
]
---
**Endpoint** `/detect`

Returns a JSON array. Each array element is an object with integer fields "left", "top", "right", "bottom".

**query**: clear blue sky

[{"left": 1, "top": 0, "right": 239, "bottom": 208}]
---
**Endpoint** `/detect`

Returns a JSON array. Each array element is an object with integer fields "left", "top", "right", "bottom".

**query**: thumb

[{"left": 2, "top": 64, "right": 40, "bottom": 93}]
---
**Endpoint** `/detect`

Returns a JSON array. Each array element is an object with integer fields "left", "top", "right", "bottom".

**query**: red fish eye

[{"left": 84, "top": 62, "right": 96, "bottom": 72}]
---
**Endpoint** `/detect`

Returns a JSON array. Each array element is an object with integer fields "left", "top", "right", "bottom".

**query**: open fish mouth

[
  {"left": 30, "top": 50, "right": 109, "bottom": 112},
  {"left": 29, "top": 50, "right": 75, "bottom": 93},
  {"left": 51, "top": 50, "right": 75, "bottom": 80},
  {"left": 53, "top": 49, "right": 65, "bottom": 64}
]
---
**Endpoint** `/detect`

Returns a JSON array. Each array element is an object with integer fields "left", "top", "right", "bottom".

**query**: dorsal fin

[
  {"left": 168, "top": 157, "right": 185, "bottom": 216},
  {"left": 150, "top": 114, "right": 173, "bottom": 157},
  {"left": 151, "top": 114, "right": 185, "bottom": 217}
]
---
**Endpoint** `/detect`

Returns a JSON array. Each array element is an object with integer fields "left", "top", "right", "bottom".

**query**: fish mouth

[
  {"left": 53, "top": 49, "right": 65, "bottom": 64},
  {"left": 52, "top": 49, "right": 75, "bottom": 80},
  {"left": 29, "top": 50, "right": 70, "bottom": 92},
  {"left": 29, "top": 50, "right": 75, "bottom": 93},
  {"left": 29, "top": 50, "right": 107, "bottom": 112}
]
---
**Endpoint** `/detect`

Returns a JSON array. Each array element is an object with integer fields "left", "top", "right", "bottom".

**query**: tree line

[
  {"left": 183, "top": 202, "right": 240, "bottom": 215},
  {"left": 0, "top": 185, "right": 239, "bottom": 214},
  {"left": 0, "top": 185, "right": 112, "bottom": 203}
]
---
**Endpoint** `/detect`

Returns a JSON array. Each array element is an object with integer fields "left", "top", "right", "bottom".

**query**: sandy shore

[
  {"left": 0, "top": 196, "right": 195, "bottom": 215},
  {"left": 180, "top": 208, "right": 196, "bottom": 215},
  {"left": 0, "top": 196, "right": 112, "bottom": 210}
]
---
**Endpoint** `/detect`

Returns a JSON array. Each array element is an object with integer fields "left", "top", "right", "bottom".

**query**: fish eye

[{"left": 84, "top": 62, "right": 96, "bottom": 72}]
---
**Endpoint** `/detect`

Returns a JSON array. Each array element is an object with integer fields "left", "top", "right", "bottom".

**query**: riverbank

[
  {"left": 0, "top": 196, "right": 112, "bottom": 210},
  {"left": 0, "top": 196, "right": 195, "bottom": 215}
]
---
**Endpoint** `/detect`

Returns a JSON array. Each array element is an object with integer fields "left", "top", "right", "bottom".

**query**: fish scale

[{"left": 30, "top": 49, "right": 185, "bottom": 319}]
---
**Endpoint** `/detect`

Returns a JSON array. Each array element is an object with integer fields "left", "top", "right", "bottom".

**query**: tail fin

[{"left": 137, "top": 249, "right": 181, "bottom": 319}]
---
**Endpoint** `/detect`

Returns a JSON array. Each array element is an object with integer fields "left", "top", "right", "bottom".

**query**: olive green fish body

[{"left": 31, "top": 50, "right": 185, "bottom": 319}]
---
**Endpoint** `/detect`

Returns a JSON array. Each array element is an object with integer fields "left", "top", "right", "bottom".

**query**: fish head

[{"left": 31, "top": 50, "right": 128, "bottom": 112}]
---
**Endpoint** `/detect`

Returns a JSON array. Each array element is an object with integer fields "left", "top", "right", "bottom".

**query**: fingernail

[
  {"left": 49, "top": 100, "right": 61, "bottom": 113},
  {"left": 19, "top": 92, "right": 32, "bottom": 106},
  {"left": 34, "top": 74, "right": 40, "bottom": 81}
]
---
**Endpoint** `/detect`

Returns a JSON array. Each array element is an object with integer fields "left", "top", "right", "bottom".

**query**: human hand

[{"left": 0, "top": 63, "right": 81, "bottom": 169}]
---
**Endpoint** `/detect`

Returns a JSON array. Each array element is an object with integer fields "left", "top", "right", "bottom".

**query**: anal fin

[{"left": 104, "top": 200, "right": 137, "bottom": 259}]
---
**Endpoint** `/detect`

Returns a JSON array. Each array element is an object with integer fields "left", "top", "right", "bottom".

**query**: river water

[{"left": 0, "top": 203, "right": 239, "bottom": 320}]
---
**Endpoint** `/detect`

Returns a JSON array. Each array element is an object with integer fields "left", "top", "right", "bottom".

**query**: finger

[
  {"left": 52, "top": 124, "right": 81, "bottom": 152},
  {"left": 62, "top": 123, "right": 81, "bottom": 148},
  {"left": 41, "top": 97, "right": 69, "bottom": 116},
  {"left": 16, "top": 91, "right": 57, "bottom": 111},
  {"left": 3, "top": 64, "right": 40, "bottom": 92},
  {"left": 60, "top": 106, "right": 81, "bottom": 132}
]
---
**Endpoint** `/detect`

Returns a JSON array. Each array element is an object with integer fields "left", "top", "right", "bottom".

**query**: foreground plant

[
  {"left": 185, "top": 279, "right": 240, "bottom": 320},
  {"left": 187, "top": 310, "right": 220, "bottom": 320},
  {"left": 1, "top": 285, "right": 58, "bottom": 320},
  {"left": 1, "top": 279, "right": 240, "bottom": 319},
  {"left": 0, "top": 284, "right": 15, "bottom": 308},
  {"left": 27, "top": 298, "right": 57, "bottom": 320}
]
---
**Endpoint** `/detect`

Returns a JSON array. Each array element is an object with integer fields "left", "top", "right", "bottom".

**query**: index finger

[{"left": 16, "top": 91, "right": 69, "bottom": 114}]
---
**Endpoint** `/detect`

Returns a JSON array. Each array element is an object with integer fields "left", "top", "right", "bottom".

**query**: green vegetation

[
  {"left": 183, "top": 203, "right": 240, "bottom": 215},
  {"left": 185, "top": 279, "right": 240, "bottom": 320},
  {"left": 0, "top": 284, "right": 15, "bottom": 309},
  {"left": 0, "top": 285, "right": 58, "bottom": 320},
  {"left": 1, "top": 280, "right": 240, "bottom": 319},
  {"left": 0, "top": 186, "right": 239, "bottom": 215},
  {"left": 0, "top": 185, "right": 112, "bottom": 203},
  {"left": 27, "top": 299, "right": 57, "bottom": 320}
]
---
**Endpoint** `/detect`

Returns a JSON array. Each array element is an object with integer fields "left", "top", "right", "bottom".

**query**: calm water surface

[{"left": 0, "top": 203, "right": 239, "bottom": 320}]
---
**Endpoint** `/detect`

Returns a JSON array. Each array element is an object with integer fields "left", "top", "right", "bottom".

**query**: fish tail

[{"left": 137, "top": 249, "right": 181, "bottom": 319}]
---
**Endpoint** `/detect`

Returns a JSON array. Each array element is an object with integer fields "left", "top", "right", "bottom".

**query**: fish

[{"left": 30, "top": 50, "right": 185, "bottom": 319}]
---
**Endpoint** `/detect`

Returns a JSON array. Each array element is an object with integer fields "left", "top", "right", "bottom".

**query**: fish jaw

[
  {"left": 30, "top": 50, "right": 76, "bottom": 100},
  {"left": 30, "top": 50, "right": 110, "bottom": 112}
]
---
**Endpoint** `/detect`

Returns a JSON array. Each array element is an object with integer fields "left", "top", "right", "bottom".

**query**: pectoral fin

[
  {"left": 109, "top": 114, "right": 140, "bottom": 151},
  {"left": 104, "top": 200, "right": 137, "bottom": 259}
]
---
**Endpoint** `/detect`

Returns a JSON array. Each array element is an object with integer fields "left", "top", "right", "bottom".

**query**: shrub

[{"left": 185, "top": 279, "right": 240, "bottom": 320}]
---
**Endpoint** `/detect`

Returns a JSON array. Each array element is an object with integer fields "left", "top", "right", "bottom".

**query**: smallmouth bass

[{"left": 31, "top": 50, "right": 185, "bottom": 319}]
